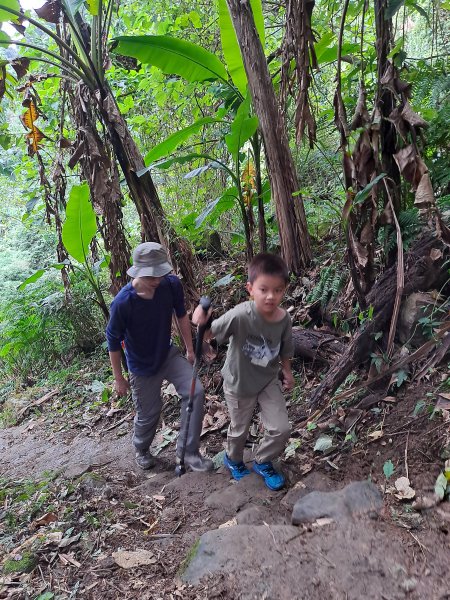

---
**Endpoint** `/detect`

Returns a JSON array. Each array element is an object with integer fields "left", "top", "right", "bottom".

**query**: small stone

[{"left": 112, "top": 549, "right": 157, "bottom": 569}]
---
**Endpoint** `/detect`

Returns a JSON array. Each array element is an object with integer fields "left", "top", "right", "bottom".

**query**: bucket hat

[{"left": 127, "top": 242, "right": 173, "bottom": 278}]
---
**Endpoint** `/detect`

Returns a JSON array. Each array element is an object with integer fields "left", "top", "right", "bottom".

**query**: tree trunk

[
  {"left": 68, "top": 83, "right": 131, "bottom": 295},
  {"left": 308, "top": 234, "right": 448, "bottom": 408},
  {"left": 374, "top": 0, "right": 401, "bottom": 214},
  {"left": 251, "top": 133, "right": 267, "bottom": 252},
  {"left": 226, "top": 0, "right": 312, "bottom": 273},
  {"left": 292, "top": 328, "right": 346, "bottom": 364},
  {"left": 98, "top": 88, "right": 199, "bottom": 301}
]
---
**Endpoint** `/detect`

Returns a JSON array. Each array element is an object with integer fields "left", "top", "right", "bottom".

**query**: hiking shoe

[
  {"left": 135, "top": 449, "right": 156, "bottom": 470},
  {"left": 183, "top": 452, "right": 214, "bottom": 472},
  {"left": 253, "top": 461, "right": 285, "bottom": 490},
  {"left": 224, "top": 453, "right": 250, "bottom": 481}
]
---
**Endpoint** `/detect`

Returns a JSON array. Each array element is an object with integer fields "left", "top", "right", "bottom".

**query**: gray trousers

[
  {"left": 129, "top": 345, "right": 204, "bottom": 456},
  {"left": 224, "top": 378, "right": 291, "bottom": 464}
]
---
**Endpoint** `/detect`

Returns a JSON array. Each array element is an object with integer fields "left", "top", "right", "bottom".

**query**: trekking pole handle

[
  {"left": 195, "top": 296, "right": 211, "bottom": 360},
  {"left": 199, "top": 295, "right": 211, "bottom": 313}
]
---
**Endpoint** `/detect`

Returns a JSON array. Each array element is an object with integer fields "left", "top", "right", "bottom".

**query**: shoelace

[
  {"left": 258, "top": 463, "right": 276, "bottom": 476},
  {"left": 236, "top": 463, "right": 248, "bottom": 473}
]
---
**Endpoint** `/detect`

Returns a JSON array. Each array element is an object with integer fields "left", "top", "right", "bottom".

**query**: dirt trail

[{"left": 1, "top": 417, "right": 449, "bottom": 599}]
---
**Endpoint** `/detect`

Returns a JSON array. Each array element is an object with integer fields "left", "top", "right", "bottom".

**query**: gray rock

[
  {"left": 64, "top": 462, "right": 92, "bottom": 479},
  {"left": 181, "top": 525, "right": 298, "bottom": 584},
  {"left": 398, "top": 292, "right": 439, "bottom": 346},
  {"left": 291, "top": 480, "right": 383, "bottom": 525},
  {"left": 205, "top": 482, "right": 249, "bottom": 513},
  {"left": 205, "top": 474, "right": 275, "bottom": 515},
  {"left": 236, "top": 504, "right": 282, "bottom": 525},
  {"left": 281, "top": 471, "right": 335, "bottom": 510}
]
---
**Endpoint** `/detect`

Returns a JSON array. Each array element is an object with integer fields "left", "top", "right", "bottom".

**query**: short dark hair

[{"left": 248, "top": 253, "right": 290, "bottom": 284}]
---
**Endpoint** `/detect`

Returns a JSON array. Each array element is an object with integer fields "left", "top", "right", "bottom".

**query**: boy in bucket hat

[{"left": 106, "top": 242, "right": 214, "bottom": 472}]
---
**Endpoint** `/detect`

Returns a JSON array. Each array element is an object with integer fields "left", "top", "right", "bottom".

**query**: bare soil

[{"left": 0, "top": 370, "right": 449, "bottom": 600}]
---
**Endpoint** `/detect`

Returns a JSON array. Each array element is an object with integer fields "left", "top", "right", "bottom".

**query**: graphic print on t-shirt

[{"left": 242, "top": 335, "right": 280, "bottom": 367}]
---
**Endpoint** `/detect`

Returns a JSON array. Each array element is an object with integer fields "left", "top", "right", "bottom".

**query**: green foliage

[
  {"left": 117, "top": 28, "right": 261, "bottom": 255},
  {"left": 2, "top": 552, "right": 37, "bottom": 575},
  {"left": 284, "top": 439, "right": 302, "bottom": 459},
  {"left": 353, "top": 173, "right": 387, "bottom": 206},
  {"left": 194, "top": 187, "right": 237, "bottom": 228},
  {"left": 0, "top": 276, "right": 105, "bottom": 379},
  {"left": 225, "top": 94, "right": 259, "bottom": 157},
  {"left": 144, "top": 117, "right": 222, "bottom": 164},
  {"left": 435, "top": 471, "right": 450, "bottom": 501},
  {"left": 0, "top": 473, "right": 56, "bottom": 533},
  {"left": 294, "top": 144, "right": 344, "bottom": 239},
  {"left": 306, "top": 264, "right": 347, "bottom": 307},
  {"left": 218, "top": 0, "right": 247, "bottom": 95},
  {"left": 378, "top": 208, "right": 422, "bottom": 254},
  {"left": 0, "top": 0, "right": 448, "bottom": 401},
  {"left": 406, "top": 55, "right": 449, "bottom": 193},
  {"left": 383, "top": 460, "right": 395, "bottom": 480},
  {"left": 113, "top": 35, "right": 229, "bottom": 83},
  {"left": 62, "top": 183, "right": 97, "bottom": 264},
  {"left": 0, "top": 0, "right": 19, "bottom": 23}
]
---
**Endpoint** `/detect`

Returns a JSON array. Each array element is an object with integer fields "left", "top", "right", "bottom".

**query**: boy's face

[{"left": 246, "top": 274, "right": 287, "bottom": 317}]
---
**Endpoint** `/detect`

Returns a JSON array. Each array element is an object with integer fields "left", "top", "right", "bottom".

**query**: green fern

[
  {"left": 379, "top": 208, "right": 421, "bottom": 253},
  {"left": 307, "top": 264, "right": 347, "bottom": 306}
]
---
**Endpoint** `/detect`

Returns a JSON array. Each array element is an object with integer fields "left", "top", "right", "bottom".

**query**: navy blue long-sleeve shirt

[{"left": 106, "top": 275, "right": 186, "bottom": 376}]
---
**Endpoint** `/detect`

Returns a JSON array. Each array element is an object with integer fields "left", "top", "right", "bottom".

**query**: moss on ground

[
  {"left": 3, "top": 551, "right": 37, "bottom": 574},
  {"left": 177, "top": 538, "right": 200, "bottom": 577}
]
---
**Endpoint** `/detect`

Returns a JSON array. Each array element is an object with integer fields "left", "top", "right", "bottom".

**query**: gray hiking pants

[
  {"left": 224, "top": 378, "right": 290, "bottom": 464},
  {"left": 129, "top": 345, "right": 204, "bottom": 456}
]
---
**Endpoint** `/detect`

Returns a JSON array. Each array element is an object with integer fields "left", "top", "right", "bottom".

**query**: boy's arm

[
  {"left": 280, "top": 357, "right": 295, "bottom": 392},
  {"left": 175, "top": 313, "right": 195, "bottom": 364},
  {"left": 192, "top": 304, "right": 236, "bottom": 346}
]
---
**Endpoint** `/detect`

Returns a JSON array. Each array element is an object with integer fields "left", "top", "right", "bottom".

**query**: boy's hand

[
  {"left": 192, "top": 304, "right": 212, "bottom": 326},
  {"left": 281, "top": 369, "right": 295, "bottom": 392},
  {"left": 186, "top": 349, "right": 195, "bottom": 365},
  {"left": 114, "top": 375, "right": 130, "bottom": 397}
]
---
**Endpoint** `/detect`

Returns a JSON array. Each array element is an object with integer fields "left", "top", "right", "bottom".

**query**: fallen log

[
  {"left": 309, "top": 233, "right": 448, "bottom": 409},
  {"left": 292, "top": 328, "right": 345, "bottom": 364}
]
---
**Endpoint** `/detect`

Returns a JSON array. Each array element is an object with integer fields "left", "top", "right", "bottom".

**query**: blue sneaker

[
  {"left": 224, "top": 454, "right": 250, "bottom": 481},
  {"left": 253, "top": 461, "right": 285, "bottom": 491}
]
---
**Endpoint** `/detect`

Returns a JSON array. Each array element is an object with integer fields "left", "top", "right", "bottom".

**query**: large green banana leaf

[
  {"left": 0, "top": 0, "right": 20, "bottom": 22},
  {"left": 62, "top": 183, "right": 97, "bottom": 263},
  {"left": 225, "top": 94, "right": 258, "bottom": 158},
  {"left": 218, "top": 0, "right": 247, "bottom": 96},
  {"left": 144, "top": 117, "right": 222, "bottom": 165},
  {"left": 113, "top": 35, "right": 228, "bottom": 83}
]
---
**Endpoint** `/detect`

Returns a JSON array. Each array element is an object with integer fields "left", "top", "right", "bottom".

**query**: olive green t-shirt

[{"left": 211, "top": 301, "right": 294, "bottom": 396}]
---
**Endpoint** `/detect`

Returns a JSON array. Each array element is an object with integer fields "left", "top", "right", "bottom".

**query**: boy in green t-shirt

[{"left": 193, "top": 253, "right": 294, "bottom": 490}]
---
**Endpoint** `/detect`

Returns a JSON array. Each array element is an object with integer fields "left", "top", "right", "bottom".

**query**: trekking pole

[{"left": 175, "top": 296, "right": 211, "bottom": 477}]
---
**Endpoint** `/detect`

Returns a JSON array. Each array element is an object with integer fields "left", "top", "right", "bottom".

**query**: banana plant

[
  {"left": 19, "top": 184, "right": 110, "bottom": 320},
  {"left": 113, "top": 0, "right": 267, "bottom": 257},
  {"left": 0, "top": 0, "right": 198, "bottom": 297}
]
